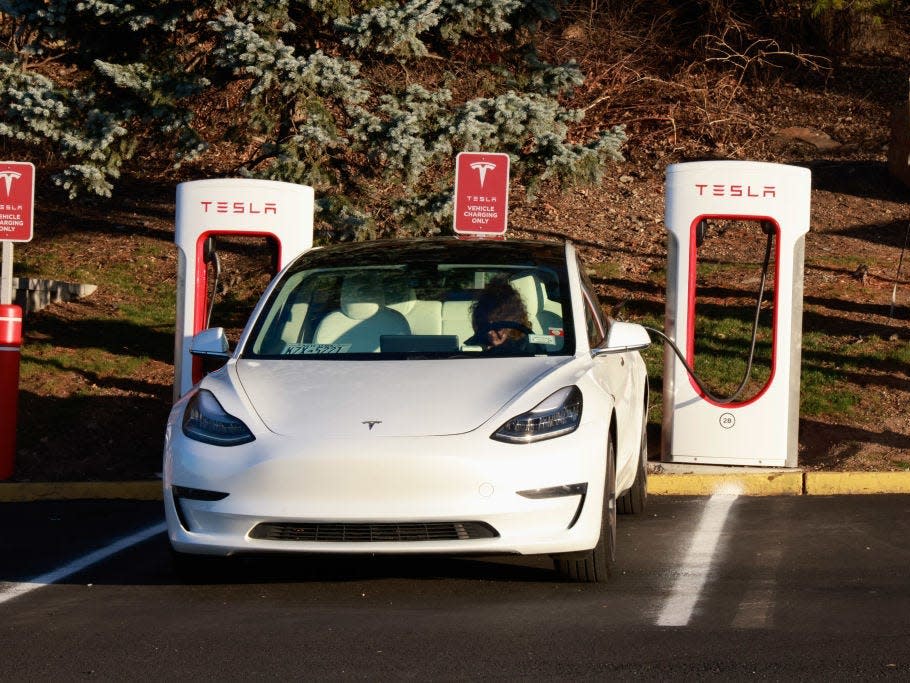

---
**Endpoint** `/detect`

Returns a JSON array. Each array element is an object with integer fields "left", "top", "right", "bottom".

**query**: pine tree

[
  {"left": 0, "top": 0, "right": 627, "bottom": 237},
  {"left": 0, "top": 0, "right": 205, "bottom": 197}
]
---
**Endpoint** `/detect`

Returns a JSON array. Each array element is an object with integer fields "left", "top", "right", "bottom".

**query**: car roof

[{"left": 292, "top": 237, "right": 569, "bottom": 269}]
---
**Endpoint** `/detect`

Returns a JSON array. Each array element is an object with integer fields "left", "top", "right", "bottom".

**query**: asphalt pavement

[{"left": 2, "top": 495, "right": 909, "bottom": 679}]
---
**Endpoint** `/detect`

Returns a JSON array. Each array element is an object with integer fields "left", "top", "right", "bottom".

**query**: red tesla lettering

[
  {"left": 198, "top": 199, "right": 278, "bottom": 214},
  {"left": 693, "top": 182, "right": 779, "bottom": 198}
]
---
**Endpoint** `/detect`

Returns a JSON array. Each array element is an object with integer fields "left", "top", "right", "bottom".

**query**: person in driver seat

[{"left": 467, "top": 278, "right": 533, "bottom": 353}]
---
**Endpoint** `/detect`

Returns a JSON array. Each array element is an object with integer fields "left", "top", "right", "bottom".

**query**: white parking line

[
  {"left": 656, "top": 485, "right": 741, "bottom": 627},
  {"left": 0, "top": 522, "right": 166, "bottom": 606}
]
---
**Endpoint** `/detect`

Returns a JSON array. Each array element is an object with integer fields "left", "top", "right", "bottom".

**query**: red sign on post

[
  {"left": 453, "top": 152, "right": 510, "bottom": 236},
  {"left": 0, "top": 161, "right": 35, "bottom": 243}
]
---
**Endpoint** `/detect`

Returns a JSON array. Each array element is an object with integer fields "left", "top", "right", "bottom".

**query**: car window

[
  {"left": 577, "top": 257, "right": 608, "bottom": 348},
  {"left": 244, "top": 243, "right": 575, "bottom": 359},
  {"left": 583, "top": 295, "right": 604, "bottom": 348}
]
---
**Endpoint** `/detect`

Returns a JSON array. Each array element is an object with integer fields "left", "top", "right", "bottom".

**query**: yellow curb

[
  {"left": 805, "top": 471, "right": 910, "bottom": 495},
  {"left": 650, "top": 472, "right": 804, "bottom": 496},
  {"left": 0, "top": 481, "right": 162, "bottom": 502}
]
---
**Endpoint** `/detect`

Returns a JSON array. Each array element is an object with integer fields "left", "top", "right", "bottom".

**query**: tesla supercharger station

[
  {"left": 174, "top": 178, "right": 314, "bottom": 399},
  {"left": 662, "top": 161, "right": 811, "bottom": 467}
]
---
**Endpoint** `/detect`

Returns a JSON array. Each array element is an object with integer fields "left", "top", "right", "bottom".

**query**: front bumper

[{"left": 163, "top": 422, "right": 608, "bottom": 557}]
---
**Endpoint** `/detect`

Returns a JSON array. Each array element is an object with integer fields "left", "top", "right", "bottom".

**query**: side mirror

[
  {"left": 593, "top": 321, "right": 651, "bottom": 356},
  {"left": 190, "top": 327, "right": 230, "bottom": 359}
]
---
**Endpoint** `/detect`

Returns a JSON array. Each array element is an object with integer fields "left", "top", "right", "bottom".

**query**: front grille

[{"left": 249, "top": 521, "right": 499, "bottom": 543}]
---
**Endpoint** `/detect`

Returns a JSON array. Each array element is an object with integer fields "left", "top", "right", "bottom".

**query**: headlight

[
  {"left": 491, "top": 386, "right": 583, "bottom": 444},
  {"left": 182, "top": 389, "right": 255, "bottom": 446}
]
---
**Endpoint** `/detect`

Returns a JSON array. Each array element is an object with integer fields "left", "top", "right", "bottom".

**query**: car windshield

[{"left": 243, "top": 239, "right": 575, "bottom": 359}]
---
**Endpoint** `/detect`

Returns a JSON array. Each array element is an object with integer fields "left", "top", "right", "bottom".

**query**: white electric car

[{"left": 163, "top": 238, "right": 651, "bottom": 582}]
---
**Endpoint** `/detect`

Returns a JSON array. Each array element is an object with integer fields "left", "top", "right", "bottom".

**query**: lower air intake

[{"left": 249, "top": 521, "right": 499, "bottom": 542}]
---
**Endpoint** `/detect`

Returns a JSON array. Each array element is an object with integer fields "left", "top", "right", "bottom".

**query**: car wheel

[
  {"left": 618, "top": 421, "right": 648, "bottom": 515},
  {"left": 553, "top": 437, "right": 617, "bottom": 583}
]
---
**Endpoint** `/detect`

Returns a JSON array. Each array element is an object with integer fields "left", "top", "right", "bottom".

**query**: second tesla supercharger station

[
  {"left": 174, "top": 178, "right": 314, "bottom": 399},
  {"left": 662, "top": 161, "right": 811, "bottom": 467}
]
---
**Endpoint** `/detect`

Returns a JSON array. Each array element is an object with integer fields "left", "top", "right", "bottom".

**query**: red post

[{"left": 0, "top": 303, "right": 22, "bottom": 480}]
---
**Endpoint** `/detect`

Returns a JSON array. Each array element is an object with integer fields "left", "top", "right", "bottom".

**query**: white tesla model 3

[{"left": 164, "top": 238, "right": 651, "bottom": 582}]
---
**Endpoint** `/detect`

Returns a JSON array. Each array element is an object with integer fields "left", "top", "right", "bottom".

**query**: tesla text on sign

[
  {"left": 453, "top": 152, "right": 510, "bottom": 236},
  {"left": 0, "top": 161, "right": 35, "bottom": 243}
]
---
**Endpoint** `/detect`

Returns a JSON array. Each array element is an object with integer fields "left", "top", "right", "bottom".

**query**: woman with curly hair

[{"left": 469, "top": 278, "right": 533, "bottom": 353}]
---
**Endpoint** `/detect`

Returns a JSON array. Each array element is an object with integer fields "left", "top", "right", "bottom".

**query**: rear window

[{"left": 243, "top": 240, "right": 574, "bottom": 359}]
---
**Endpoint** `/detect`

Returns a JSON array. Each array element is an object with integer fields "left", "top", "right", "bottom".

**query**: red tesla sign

[
  {"left": 0, "top": 161, "right": 35, "bottom": 243},
  {"left": 453, "top": 152, "right": 510, "bottom": 235}
]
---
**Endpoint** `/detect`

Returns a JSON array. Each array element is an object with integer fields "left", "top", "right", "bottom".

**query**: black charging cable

[
  {"left": 642, "top": 228, "right": 775, "bottom": 405},
  {"left": 203, "top": 238, "right": 221, "bottom": 329}
]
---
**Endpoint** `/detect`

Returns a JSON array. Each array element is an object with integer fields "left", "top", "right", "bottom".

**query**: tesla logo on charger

[
  {"left": 199, "top": 200, "right": 278, "bottom": 215},
  {"left": 453, "top": 152, "right": 510, "bottom": 236},
  {"left": 695, "top": 183, "right": 776, "bottom": 198}
]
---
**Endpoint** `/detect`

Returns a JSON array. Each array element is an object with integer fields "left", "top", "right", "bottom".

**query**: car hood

[{"left": 234, "top": 357, "right": 573, "bottom": 438}]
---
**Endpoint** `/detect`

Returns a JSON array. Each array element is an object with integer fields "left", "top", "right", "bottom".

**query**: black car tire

[
  {"left": 553, "top": 437, "right": 616, "bottom": 583},
  {"left": 618, "top": 422, "right": 648, "bottom": 515}
]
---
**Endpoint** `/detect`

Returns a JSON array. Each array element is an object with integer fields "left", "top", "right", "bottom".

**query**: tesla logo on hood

[{"left": 362, "top": 420, "right": 382, "bottom": 431}]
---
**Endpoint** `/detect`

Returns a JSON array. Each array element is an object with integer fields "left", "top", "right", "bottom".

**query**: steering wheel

[{"left": 486, "top": 320, "right": 533, "bottom": 335}]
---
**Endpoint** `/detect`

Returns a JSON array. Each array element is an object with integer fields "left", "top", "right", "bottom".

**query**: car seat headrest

[
  {"left": 340, "top": 273, "right": 385, "bottom": 320},
  {"left": 509, "top": 272, "right": 543, "bottom": 314}
]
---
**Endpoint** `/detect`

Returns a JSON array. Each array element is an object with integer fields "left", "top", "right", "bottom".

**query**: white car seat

[
  {"left": 510, "top": 273, "right": 563, "bottom": 331},
  {"left": 441, "top": 300, "right": 475, "bottom": 347},
  {"left": 279, "top": 302, "right": 309, "bottom": 344},
  {"left": 387, "top": 287, "right": 443, "bottom": 336},
  {"left": 313, "top": 273, "right": 411, "bottom": 352}
]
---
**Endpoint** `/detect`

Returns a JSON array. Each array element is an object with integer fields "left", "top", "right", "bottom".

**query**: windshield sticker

[
  {"left": 548, "top": 327, "right": 564, "bottom": 337},
  {"left": 283, "top": 343, "right": 352, "bottom": 355},
  {"left": 529, "top": 334, "right": 556, "bottom": 346}
]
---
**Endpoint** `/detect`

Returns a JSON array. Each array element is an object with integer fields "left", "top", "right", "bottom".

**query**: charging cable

[
  {"left": 643, "top": 229, "right": 774, "bottom": 405},
  {"left": 203, "top": 238, "right": 221, "bottom": 329}
]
